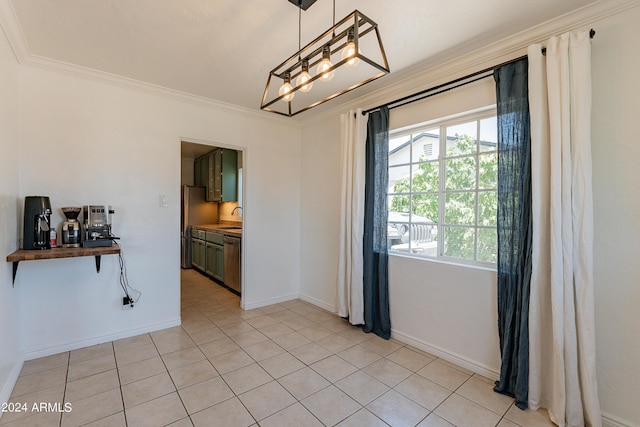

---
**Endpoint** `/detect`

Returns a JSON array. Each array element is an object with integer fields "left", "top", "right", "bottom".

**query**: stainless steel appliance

[
  {"left": 223, "top": 236, "right": 241, "bottom": 293},
  {"left": 181, "top": 186, "right": 217, "bottom": 268},
  {"left": 23, "top": 196, "right": 52, "bottom": 250},
  {"left": 82, "top": 205, "right": 115, "bottom": 248},
  {"left": 61, "top": 207, "right": 82, "bottom": 248}
]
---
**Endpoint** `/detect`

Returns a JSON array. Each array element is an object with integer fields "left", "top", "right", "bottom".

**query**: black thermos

[{"left": 23, "top": 196, "right": 52, "bottom": 250}]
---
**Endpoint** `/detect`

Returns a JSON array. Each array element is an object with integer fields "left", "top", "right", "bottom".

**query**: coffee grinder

[
  {"left": 61, "top": 207, "right": 82, "bottom": 248},
  {"left": 23, "top": 196, "right": 52, "bottom": 250}
]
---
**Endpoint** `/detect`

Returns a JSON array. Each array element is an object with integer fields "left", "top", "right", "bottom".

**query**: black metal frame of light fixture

[
  {"left": 260, "top": 7, "right": 390, "bottom": 117},
  {"left": 287, "top": 0, "right": 318, "bottom": 11}
]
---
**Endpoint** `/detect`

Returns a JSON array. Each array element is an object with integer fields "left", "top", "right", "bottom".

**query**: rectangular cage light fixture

[{"left": 260, "top": 9, "right": 390, "bottom": 117}]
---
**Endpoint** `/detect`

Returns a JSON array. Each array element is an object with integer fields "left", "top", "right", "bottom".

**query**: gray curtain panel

[
  {"left": 493, "top": 58, "right": 532, "bottom": 410},
  {"left": 363, "top": 106, "right": 391, "bottom": 339}
]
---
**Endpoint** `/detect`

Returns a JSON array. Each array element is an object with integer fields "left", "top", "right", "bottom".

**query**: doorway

[{"left": 180, "top": 140, "right": 244, "bottom": 302}]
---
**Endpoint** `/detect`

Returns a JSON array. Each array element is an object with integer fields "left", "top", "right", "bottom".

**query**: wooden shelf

[{"left": 6, "top": 245, "right": 121, "bottom": 285}]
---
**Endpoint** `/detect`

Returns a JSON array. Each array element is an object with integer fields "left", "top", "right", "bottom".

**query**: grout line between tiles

[{"left": 14, "top": 269, "right": 529, "bottom": 427}]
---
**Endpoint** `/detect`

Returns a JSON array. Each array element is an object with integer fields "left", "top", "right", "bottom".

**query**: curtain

[
  {"left": 528, "top": 31, "right": 602, "bottom": 427},
  {"left": 363, "top": 107, "right": 391, "bottom": 339},
  {"left": 493, "top": 58, "right": 532, "bottom": 409},
  {"left": 337, "top": 109, "right": 368, "bottom": 325}
]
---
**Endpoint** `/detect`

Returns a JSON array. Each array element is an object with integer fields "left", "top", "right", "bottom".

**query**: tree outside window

[{"left": 388, "top": 114, "right": 497, "bottom": 264}]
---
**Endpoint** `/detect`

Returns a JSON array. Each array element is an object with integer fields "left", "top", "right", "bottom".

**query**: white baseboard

[
  {"left": 602, "top": 412, "right": 639, "bottom": 427},
  {"left": 298, "top": 293, "right": 337, "bottom": 314},
  {"left": 297, "top": 298, "right": 637, "bottom": 427},
  {"left": 297, "top": 295, "right": 498, "bottom": 379},
  {"left": 22, "top": 318, "right": 181, "bottom": 361},
  {"left": 393, "top": 330, "right": 638, "bottom": 427},
  {"left": 390, "top": 329, "right": 500, "bottom": 381},
  {"left": 0, "top": 359, "right": 23, "bottom": 413},
  {"left": 242, "top": 293, "right": 300, "bottom": 311}
]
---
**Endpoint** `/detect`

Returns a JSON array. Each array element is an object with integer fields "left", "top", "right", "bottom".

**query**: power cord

[{"left": 112, "top": 240, "right": 141, "bottom": 308}]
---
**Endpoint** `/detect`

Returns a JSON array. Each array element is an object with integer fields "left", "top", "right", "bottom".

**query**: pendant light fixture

[
  {"left": 340, "top": 27, "right": 360, "bottom": 67},
  {"left": 316, "top": 45, "right": 336, "bottom": 82},
  {"left": 296, "top": 59, "right": 314, "bottom": 92},
  {"left": 261, "top": 0, "right": 390, "bottom": 117},
  {"left": 278, "top": 72, "right": 295, "bottom": 101}
]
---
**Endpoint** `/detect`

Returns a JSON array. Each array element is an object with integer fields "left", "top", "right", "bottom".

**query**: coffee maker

[
  {"left": 23, "top": 196, "right": 52, "bottom": 250},
  {"left": 82, "top": 205, "right": 115, "bottom": 248},
  {"left": 61, "top": 207, "right": 82, "bottom": 248}
]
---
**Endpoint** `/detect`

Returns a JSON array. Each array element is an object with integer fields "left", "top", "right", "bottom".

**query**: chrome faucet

[{"left": 231, "top": 206, "right": 243, "bottom": 216}]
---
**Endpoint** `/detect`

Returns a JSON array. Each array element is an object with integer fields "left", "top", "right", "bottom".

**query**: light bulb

[
  {"left": 316, "top": 45, "right": 335, "bottom": 82},
  {"left": 296, "top": 59, "right": 313, "bottom": 92},
  {"left": 278, "top": 72, "right": 295, "bottom": 102},
  {"left": 296, "top": 71, "right": 313, "bottom": 92},
  {"left": 279, "top": 81, "right": 295, "bottom": 102},
  {"left": 341, "top": 41, "right": 360, "bottom": 67}
]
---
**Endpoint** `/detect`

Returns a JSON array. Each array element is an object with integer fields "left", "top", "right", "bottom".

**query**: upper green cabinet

[
  {"left": 194, "top": 155, "right": 209, "bottom": 188},
  {"left": 194, "top": 148, "right": 238, "bottom": 202},
  {"left": 194, "top": 157, "right": 202, "bottom": 186}
]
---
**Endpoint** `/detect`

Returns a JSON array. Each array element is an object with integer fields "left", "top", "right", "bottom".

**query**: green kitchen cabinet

[
  {"left": 205, "top": 242, "right": 215, "bottom": 277},
  {"left": 199, "top": 156, "right": 208, "bottom": 187},
  {"left": 212, "top": 243, "right": 224, "bottom": 282},
  {"left": 194, "top": 154, "right": 209, "bottom": 188},
  {"left": 205, "top": 241, "right": 224, "bottom": 282},
  {"left": 195, "top": 148, "right": 237, "bottom": 202},
  {"left": 204, "top": 231, "right": 224, "bottom": 282},
  {"left": 194, "top": 156, "right": 202, "bottom": 187},
  {"left": 208, "top": 149, "right": 237, "bottom": 202},
  {"left": 191, "top": 238, "right": 206, "bottom": 271}
]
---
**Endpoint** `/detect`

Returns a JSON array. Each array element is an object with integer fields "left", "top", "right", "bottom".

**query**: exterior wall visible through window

[{"left": 387, "top": 108, "right": 497, "bottom": 267}]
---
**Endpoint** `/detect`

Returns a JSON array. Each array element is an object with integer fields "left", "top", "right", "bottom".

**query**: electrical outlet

[{"left": 122, "top": 296, "right": 134, "bottom": 310}]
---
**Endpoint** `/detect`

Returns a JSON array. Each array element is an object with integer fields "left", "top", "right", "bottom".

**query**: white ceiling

[{"left": 7, "top": 0, "right": 599, "bottom": 117}]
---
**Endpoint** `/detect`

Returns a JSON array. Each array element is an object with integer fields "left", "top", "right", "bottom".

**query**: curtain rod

[{"left": 362, "top": 29, "right": 595, "bottom": 115}]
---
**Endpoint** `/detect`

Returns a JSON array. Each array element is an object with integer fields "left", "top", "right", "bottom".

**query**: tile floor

[{"left": 1, "top": 269, "right": 556, "bottom": 427}]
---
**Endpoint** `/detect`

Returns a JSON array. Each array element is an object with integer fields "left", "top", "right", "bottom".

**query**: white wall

[
  {"left": 300, "top": 4, "right": 640, "bottom": 426},
  {"left": 15, "top": 64, "right": 301, "bottom": 356},
  {"left": 590, "top": 7, "right": 640, "bottom": 426},
  {"left": 299, "top": 115, "right": 342, "bottom": 311},
  {"left": 0, "top": 21, "right": 22, "bottom": 407}
]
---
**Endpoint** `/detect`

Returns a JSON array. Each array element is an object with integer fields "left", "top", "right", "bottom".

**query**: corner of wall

[{"left": 0, "top": 14, "right": 23, "bottom": 410}]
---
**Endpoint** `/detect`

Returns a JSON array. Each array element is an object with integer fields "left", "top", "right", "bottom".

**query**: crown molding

[
  {"left": 23, "top": 52, "right": 300, "bottom": 128},
  {"left": 300, "top": 0, "right": 640, "bottom": 127},
  {"left": 0, "top": 0, "right": 301, "bottom": 130},
  {"left": 0, "top": 0, "right": 28, "bottom": 62},
  {"left": 2, "top": 0, "right": 638, "bottom": 129}
]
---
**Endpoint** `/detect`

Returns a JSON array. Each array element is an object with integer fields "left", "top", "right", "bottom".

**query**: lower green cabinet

[
  {"left": 205, "top": 242, "right": 224, "bottom": 281},
  {"left": 193, "top": 230, "right": 224, "bottom": 284},
  {"left": 191, "top": 238, "right": 206, "bottom": 270},
  {"left": 212, "top": 244, "right": 224, "bottom": 282}
]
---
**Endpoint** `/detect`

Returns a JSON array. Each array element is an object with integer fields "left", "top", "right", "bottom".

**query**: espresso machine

[
  {"left": 23, "top": 196, "right": 52, "bottom": 250},
  {"left": 82, "top": 205, "right": 115, "bottom": 247},
  {"left": 61, "top": 207, "right": 82, "bottom": 248}
]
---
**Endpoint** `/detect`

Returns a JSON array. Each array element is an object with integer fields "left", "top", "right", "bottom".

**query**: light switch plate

[{"left": 159, "top": 195, "right": 169, "bottom": 207}]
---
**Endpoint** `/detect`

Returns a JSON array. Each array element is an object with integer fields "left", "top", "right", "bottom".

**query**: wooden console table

[{"left": 6, "top": 245, "right": 121, "bottom": 285}]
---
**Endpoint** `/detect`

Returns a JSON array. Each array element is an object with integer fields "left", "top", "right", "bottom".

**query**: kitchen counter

[
  {"left": 192, "top": 224, "right": 242, "bottom": 238},
  {"left": 190, "top": 224, "right": 242, "bottom": 293}
]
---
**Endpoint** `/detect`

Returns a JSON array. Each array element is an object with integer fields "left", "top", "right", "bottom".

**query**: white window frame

[{"left": 388, "top": 107, "right": 497, "bottom": 268}]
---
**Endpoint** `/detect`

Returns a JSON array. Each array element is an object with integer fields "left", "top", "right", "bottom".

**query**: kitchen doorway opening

[{"left": 180, "top": 140, "right": 244, "bottom": 304}]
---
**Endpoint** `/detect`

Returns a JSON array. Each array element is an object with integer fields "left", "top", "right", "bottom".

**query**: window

[{"left": 387, "top": 110, "right": 497, "bottom": 265}]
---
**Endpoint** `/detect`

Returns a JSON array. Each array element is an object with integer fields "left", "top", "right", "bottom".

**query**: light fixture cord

[
  {"left": 298, "top": 1, "right": 302, "bottom": 59},
  {"left": 332, "top": 0, "right": 336, "bottom": 37},
  {"left": 333, "top": 0, "right": 336, "bottom": 26}
]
